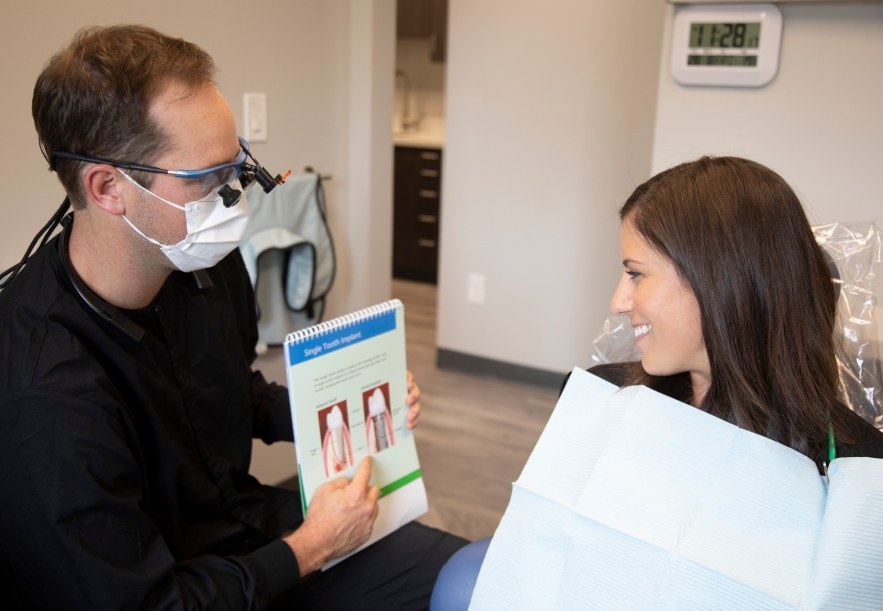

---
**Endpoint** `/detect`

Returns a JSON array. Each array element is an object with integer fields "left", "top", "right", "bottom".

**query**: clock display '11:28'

[{"left": 689, "top": 22, "right": 761, "bottom": 49}]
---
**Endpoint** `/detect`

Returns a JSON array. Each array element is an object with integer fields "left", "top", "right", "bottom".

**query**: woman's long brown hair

[{"left": 618, "top": 156, "right": 855, "bottom": 458}]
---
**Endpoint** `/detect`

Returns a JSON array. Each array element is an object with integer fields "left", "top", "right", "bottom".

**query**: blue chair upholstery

[{"left": 430, "top": 537, "right": 492, "bottom": 611}]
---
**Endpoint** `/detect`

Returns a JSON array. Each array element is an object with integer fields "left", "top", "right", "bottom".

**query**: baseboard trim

[{"left": 436, "top": 348, "right": 565, "bottom": 389}]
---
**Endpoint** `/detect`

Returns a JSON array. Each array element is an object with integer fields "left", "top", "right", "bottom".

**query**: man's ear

[{"left": 82, "top": 164, "right": 127, "bottom": 215}]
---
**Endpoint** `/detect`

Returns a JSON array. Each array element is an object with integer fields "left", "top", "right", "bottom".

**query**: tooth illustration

[
  {"left": 324, "top": 405, "right": 351, "bottom": 474},
  {"left": 368, "top": 388, "right": 389, "bottom": 451}
]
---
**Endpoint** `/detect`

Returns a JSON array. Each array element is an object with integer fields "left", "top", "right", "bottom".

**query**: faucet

[{"left": 395, "top": 69, "right": 422, "bottom": 132}]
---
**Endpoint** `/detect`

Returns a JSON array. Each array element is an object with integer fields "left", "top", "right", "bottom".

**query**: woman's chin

[{"left": 640, "top": 357, "right": 667, "bottom": 377}]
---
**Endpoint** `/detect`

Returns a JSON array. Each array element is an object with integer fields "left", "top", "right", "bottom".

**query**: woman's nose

[{"left": 610, "top": 274, "right": 632, "bottom": 315}]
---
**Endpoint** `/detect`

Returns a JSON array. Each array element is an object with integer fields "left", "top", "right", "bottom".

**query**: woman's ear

[{"left": 82, "top": 164, "right": 126, "bottom": 215}]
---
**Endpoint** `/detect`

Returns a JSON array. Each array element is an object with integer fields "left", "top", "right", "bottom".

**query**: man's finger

[
  {"left": 350, "top": 456, "right": 373, "bottom": 489},
  {"left": 328, "top": 476, "right": 350, "bottom": 490}
]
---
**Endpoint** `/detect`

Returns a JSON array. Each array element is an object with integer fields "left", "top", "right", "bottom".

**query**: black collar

[{"left": 58, "top": 213, "right": 214, "bottom": 343}]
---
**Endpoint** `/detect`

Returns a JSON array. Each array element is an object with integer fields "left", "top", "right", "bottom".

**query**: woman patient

[
  {"left": 600, "top": 155, "right": 883, "bottom": 469},
  {"left": 430, "top": 155, "right": 883, "bottom": 610}
]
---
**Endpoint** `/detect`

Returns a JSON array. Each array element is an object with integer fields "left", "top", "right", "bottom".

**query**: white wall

[
  {"left": 437, "top": 0, "right": 666, "bottom": 375},
  {"left": 653, "top": 4, "right": 883, "bottom": 260},
  {"left": 344, "top": 1, "right": 397, "bottom": 310},
  {"left": 0, "top": 0, "right": 395, "bottom": 319},
  {"left": 652, "top": 2, "right": 883, "bottom": 342},
  {"left": 437, "top": 1, "right": 883, "bottom": 377}
]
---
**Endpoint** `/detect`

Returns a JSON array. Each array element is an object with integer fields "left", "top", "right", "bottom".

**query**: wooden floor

[
  {"left": 255, "top": 279, "right": 560, "bottom": 542},
  {"left": 389, "top": 279, "right": 559, "bottom": 541}
]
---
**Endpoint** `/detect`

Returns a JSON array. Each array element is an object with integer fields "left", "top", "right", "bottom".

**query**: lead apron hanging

[{"left": 239, "top": 173, "right": 336, "bottom": 345}]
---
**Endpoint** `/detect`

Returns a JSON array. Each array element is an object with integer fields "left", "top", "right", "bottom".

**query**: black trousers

[{"left": 264, "top": 485, "right": 469, "bottom": 610}]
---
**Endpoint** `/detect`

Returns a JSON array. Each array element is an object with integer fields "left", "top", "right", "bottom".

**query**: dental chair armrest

[{"left": 430, "top": 537, "right": 492, "bottom": 611}]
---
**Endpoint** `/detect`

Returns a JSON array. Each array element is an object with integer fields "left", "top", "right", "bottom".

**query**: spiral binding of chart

[{"left": 285, "top": 299, "right": 402, "bottom": 345}]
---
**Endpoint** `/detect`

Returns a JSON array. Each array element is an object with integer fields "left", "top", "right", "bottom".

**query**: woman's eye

[{"left": 625, "top": 270, "right": 641, "bottom": 280}]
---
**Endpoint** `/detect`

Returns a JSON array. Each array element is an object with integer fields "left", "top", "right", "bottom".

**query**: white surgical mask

[{"left": 119, "top": 170, "right": 249, "bottom": 272}]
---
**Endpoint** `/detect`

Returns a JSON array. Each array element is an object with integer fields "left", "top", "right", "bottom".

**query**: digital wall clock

[{"left": 670, "top": 3, "right": 783, "bottom": 87}]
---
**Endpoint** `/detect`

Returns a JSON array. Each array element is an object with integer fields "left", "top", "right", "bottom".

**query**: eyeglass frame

[{"left": 51, "top": 136, "right": 281, "bottom": 199}]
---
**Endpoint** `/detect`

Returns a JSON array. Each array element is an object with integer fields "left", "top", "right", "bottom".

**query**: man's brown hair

[{"left": 32, "top": 24, "right": 216, "bottom": 208}]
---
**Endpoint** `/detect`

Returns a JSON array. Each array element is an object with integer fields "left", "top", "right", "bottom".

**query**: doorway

[{"left": 391, "top": 0, "right": 448, "bottom": 285}]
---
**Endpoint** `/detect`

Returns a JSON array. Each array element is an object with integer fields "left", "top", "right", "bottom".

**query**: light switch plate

[{"left": 243, "top": 93, "right": 268, "bottom": 142}]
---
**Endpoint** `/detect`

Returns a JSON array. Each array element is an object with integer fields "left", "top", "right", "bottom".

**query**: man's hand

[
  {"left": 284, "top": 457, "right": 380, "bottom": 575},
  {"left": 405, "top": 370, "right": 421, "bottom": 430}
]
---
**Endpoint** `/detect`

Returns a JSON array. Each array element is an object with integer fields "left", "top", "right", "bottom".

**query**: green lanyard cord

[{"left": 828, "top": 421, "right": 837, "bottom": 463}]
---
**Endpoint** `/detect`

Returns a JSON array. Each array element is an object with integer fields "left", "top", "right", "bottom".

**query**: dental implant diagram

[
  {"left": 321, "top": 403, "right": 354, "bottom": 477},
  {"left": 364, "top": 384, "right": 395, "bottom": 454}
]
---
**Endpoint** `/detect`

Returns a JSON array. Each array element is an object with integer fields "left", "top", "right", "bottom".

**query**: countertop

[{"left": 393, "top": 116, "right": 445, "bottom": 149}]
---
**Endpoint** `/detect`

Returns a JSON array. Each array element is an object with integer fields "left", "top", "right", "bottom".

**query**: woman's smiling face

[{"left": 610, "top": 219, "right": 711, "bottom": 404}]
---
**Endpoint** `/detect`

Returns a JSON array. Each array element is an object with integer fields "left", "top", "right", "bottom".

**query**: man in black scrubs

[{"left": 0, "top": 24, "right": 464, "bottom": 610}]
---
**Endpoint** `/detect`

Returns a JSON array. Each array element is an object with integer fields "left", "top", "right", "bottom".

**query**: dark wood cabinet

[
  {"left": 393, "top": 146, "right": 442, "bottom": 284},
  {"left": 396, "top": 0, "right": 447, "bottom": 63}
]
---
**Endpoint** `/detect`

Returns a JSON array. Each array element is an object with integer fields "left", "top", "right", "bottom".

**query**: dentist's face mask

[{"left": 119, "top": 170, "right": 249, "bottom": 272}]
